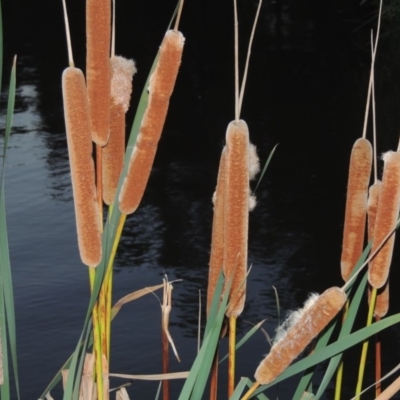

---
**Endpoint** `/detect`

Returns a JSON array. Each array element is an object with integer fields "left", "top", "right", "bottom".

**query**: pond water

[{"left": 1, "top": 0, "right": 400, "bottom": 399}]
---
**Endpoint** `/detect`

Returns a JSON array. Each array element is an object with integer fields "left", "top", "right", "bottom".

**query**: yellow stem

[
  {"left": 88, "top": 266, "right": 104, "bottom": 400},
  {"left": 228, "top": 316, "right": 237, "bottom": 398},
  {"left": 105, "top": 212, "right": 126, "bottom": 358},
  {"left": 96, "top": 144, "right": 103, "bottom": 224},
  {"left": 355, "top": 287, "right": 377, "bottom": 397},
  {"left": 241, "top": 381, "right": 260, "bottom": 400}
]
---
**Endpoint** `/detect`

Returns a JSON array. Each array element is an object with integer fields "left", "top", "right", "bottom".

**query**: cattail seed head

[
  {"left": 255, "top": 287, "right": 346, "bottom": 385},
  {"left": 369, "top": 151, "right": 400, "bottom": 288},
  {"left": 62, "top": 67, "right": 102, "bottom": 267},
  {"left": 119, "top": 30, "right": 185, "bottom": 215},
  {"left": 223, "top": 120, "right": 250, "bottom": 318},
  {"left": 341, "top": 138, "right": 372, "bottom": 281},
  {"left": 102, "top": 57, "right": 136, "bottom": 205},
  {"left": 86, "top": 0, "right": 111, "bottom": 146},
  {"left": 207, "top": 147, "right": 227, "bottom": 315},
  {"left": 369, "top": 283, "right": 389, "bottom": 318},
  {"left": 367, "top": 180, "right": 382, "bottom": 240}
]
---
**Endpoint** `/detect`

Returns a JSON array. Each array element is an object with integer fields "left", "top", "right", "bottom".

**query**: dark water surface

[{"left": 1, "top": 0, "right": 400, "bottom": 399}]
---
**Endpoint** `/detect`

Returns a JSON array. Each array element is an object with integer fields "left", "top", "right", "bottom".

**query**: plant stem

[
  {"left": 241, "top": 382, "right": 260, "bottom": 400},
  {"left": 228, "top": 316, "right": 237, "bottom": 398},
  {"left": 355, "top": 287, "right": 377, "bottom": 397}
]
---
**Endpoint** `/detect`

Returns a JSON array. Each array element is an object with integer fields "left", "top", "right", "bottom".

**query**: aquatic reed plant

[
  {"left": 61, "top": 1, "right": 106, "bottom": 397},
  {"left": 220, "top": 0, "right": 262, "bottom": 395},
  {"left": 4, "top": 0, "right": 400, "bottom": 398},
  {"left": 119, "top": 8, "right": 185, "bottom": 215}
]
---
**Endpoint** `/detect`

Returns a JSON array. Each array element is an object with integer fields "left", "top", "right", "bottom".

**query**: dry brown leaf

[
  {"left": 162, "top": 277, "right": 181, "bottom": 362},
  {"left": 111, "top": 282, "right": 181, "bottom": 320},
  {"left": 116, "top": 387, "right": 130, "bottom": 400}
]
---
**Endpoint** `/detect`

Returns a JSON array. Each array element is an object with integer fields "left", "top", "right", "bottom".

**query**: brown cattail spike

[
  {"left": 119, "top": 30, "right": 185, "bottom": 215},
  {"left": 62, "top": 67, "right": 102, "bottom": 267},
  {"left": 369, "top": 151, "right": 400, "bottom": 288},
  {"left": 369, "top": 283, "right": 389, "bottom": 318},
  {"left": 224, "top": 120, "right": 250, "bottom": 318},
  {"left": 102, "top": 57, "right": 136, "bottom": 205},
  {"left": 341, "top": 138, "right": 372, "bottom": 281},
  {"left": 254, "top": 287, "right": 346, "bottom": 385},
  {"left": 367, "top": 180, "right": 382, "bottom": 240},
  {"left": 86, "top": 0, "right": 111, "bottom": 146},
  {"left": 207, "top": 147, "right": 227, "bottom": 315}
]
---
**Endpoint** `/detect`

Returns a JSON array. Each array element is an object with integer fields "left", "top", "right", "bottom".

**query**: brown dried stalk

[
  {"left": 119, "top": 29, "right": 185, "bottom": 215},
  {"left": 86, "top": 0, "right": 111, "bottom": 146},
  {"left": 62, "top": 67, "right": 102, "bottom": 267},
  {"left": 102, "top": 56, "right": 136, "bottom": 205},
  {"left": 341, "top": 138, "right": 372, "bottom": 282},
  {"left": 369, "top": 151, "right": 400, "bottom": 288},
  {"left": 223, "top": 120, "right": 249, "bottom": 318},
  {"left": 254, "top": 287, "right": 346, "bottom": 385}
]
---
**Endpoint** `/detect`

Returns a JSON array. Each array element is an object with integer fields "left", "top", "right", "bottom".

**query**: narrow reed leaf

[
  {"left": 272, "top": 285, "right": 281, "bottom": 326},
  {"left": 254, "top": 144, "right": 278, "bottom": 193},
  {"left": 3, "top": 57, "right": 15, "bottom": 159},
  {"left": 219, "top": 319, "right": 266, "bottom": 363},
  {"left": 204, "top": 271, "right": 225, "bottom": 339},
  {"left": 343, "top": 240, "right": 372, "bottom": 293},
  {"left": 341, "top": 138, "right": 372, "bottom": 282},
  {"left": 0, "top": 0, "right": 3, "bottom": 96},
  {"left": 254, "top": 312, "right": 400, "bottom": 396},
  {"left": 314, "top": 272, "right": 369, "bottom": 400},
  {"left": 230, "top": 377, "right": 270, "bottom": 400},
  {"left": 178, "top": 276, "right": 228, "bottom": 400},
  {"left": 154, "top": 381, "right": 162, "bottom": 400},
  {"left": 0, "top": 57, "right": 19, "bottom": 400}
]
